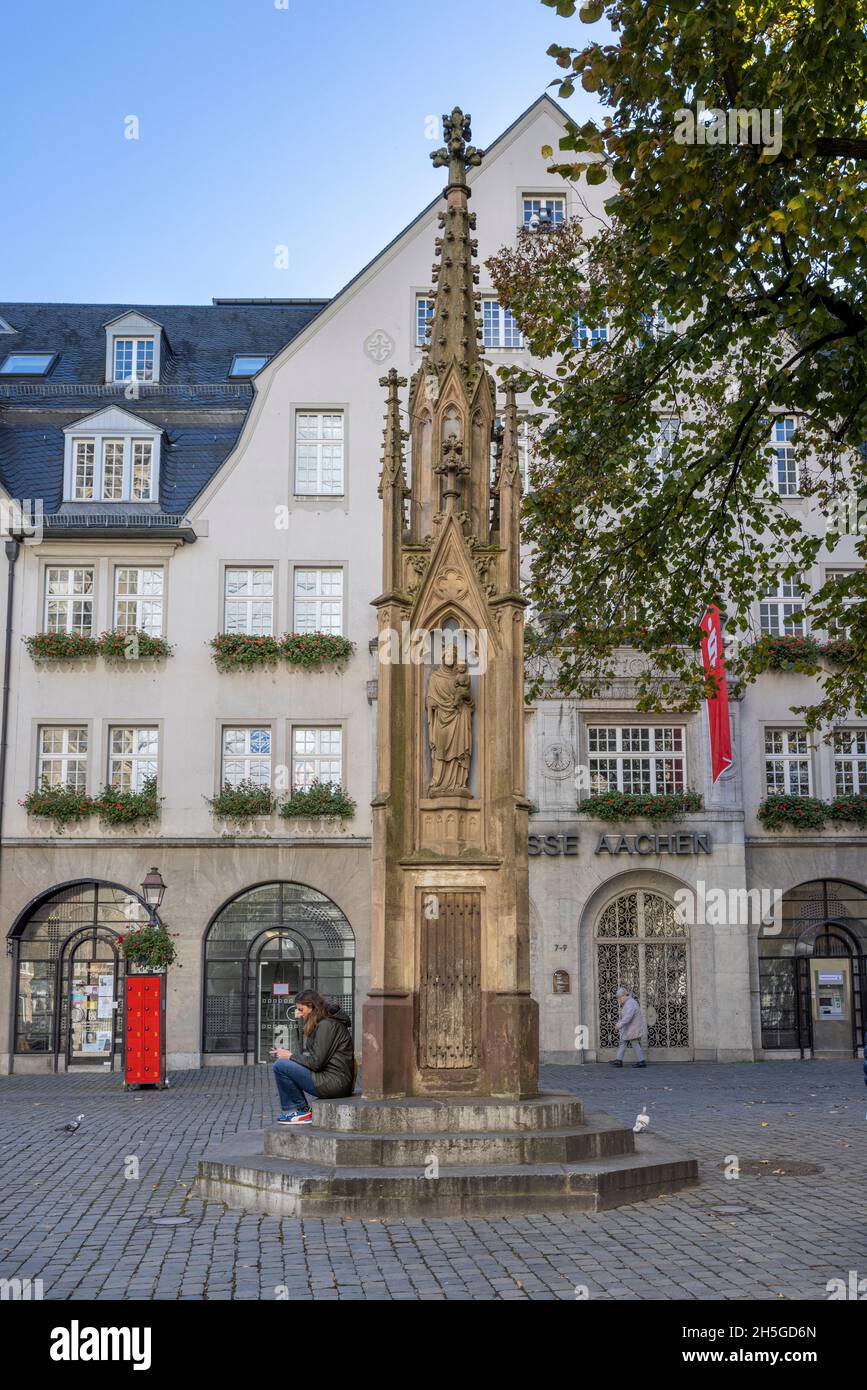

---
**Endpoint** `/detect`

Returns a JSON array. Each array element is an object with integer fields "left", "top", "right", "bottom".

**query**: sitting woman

[{"left": 271, "top": 990, "right": 355, "bottom": 1125}]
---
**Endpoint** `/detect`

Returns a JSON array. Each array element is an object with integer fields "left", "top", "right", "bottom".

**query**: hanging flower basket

[{"left": 120, "top": 921, "right": 179, "bottom": 971}]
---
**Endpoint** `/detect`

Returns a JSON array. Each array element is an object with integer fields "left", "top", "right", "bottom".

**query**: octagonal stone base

[{"left": 195, "top": 1092, "right": 698, "bottom": 1219}]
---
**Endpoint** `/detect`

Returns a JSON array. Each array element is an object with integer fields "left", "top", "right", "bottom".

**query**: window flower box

[
  {"left": 210, "top": 633, "right": 283, "bottom": 671},
  {"left": 210, "top": 631, "right": 355, "bottom": 672},
  {"left": 21, "top": 785, "right": 96, "bottom": 829},
  {"left": 120, "top": 922, "right": 178, "bottom": 971},
  {"left": 821, "top": 638, "right": 856, "bottom": 666},
  {"left": 281, "top": 632, "right": 355, "bottom": 669},
  {"left": 751, "top": 635, "right": 821, "bottom": 672},
  {"left": 99, "top": 629, "right": 172, "bottom": 661},
  {"left": 577, "top": 790, "right": 703, "bottom": 821},
  {"left": 278, "top": 781, "right": 356, "bottom": 820},
  {"left": 825, "top": 794, "right": 867, "bottom": 828},
  {"left": 25, "top": 632, "right": 100, "bottom": 661},
  {"left": 93, "top": 776, "right": 161, "bottom": 827},
  {"left": 756, "top": 794, "right": 827, "bottom": 830},
  {"left": 206, "top": 780, "right": 277, "bottom": 820}
]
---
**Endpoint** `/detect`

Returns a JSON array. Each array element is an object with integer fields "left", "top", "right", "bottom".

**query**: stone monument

[
  {"left": 362, "top": 107, "right": 537, "bottom": 1099},
  {"left": 196, "top": 111, "right": 698, "bottom": 1216}
]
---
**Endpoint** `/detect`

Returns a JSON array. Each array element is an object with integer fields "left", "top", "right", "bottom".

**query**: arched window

[
  {"left": 203, "top": 881, "right": 355, "bottom": 1062},
  {"left": 759, "top": 879, "right": 867, "bottom": 1054},
  {"left": 10, "top": 881, "right": 151, "bottom": 1065},
  {"left": 595, "top": 888, "right": 690, "bottom": 1051}
]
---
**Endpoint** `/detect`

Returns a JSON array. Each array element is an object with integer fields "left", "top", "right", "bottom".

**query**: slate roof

[{"left": 0, "top": 300, "right": 327, "bottom": 529}]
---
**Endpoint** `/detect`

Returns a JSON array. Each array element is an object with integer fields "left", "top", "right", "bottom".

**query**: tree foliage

[{"left": 490, "top": 0, "right": 867, "bottom": 729}]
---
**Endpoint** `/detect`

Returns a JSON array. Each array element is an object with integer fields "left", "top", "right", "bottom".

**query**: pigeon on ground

[
  {"left": 57, "top": 1114, "right": 84, "bottom": 1134},
  {"left": 633, "top": 1107, "right": 650, "bottom": 1134}
]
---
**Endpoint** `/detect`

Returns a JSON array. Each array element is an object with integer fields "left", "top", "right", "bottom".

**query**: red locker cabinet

[{"left": 123, "top": 973, "right": 168, "bottom": 1089}]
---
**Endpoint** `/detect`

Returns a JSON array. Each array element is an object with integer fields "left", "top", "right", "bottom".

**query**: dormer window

[
  {"left": 229, "top": 354, "right": 270, "bottom": 378},
  {"left": 0, "top": 352, "right": 57, "bottom": 377},
  {"left": 63, "top": 407, "right": 160, "bottom": 503},
  {"left": 104, "top": 312, "right": 163, "bottom": 384},
  {"left": 113, "top": 337, "right": 155, "bottom": 382}
]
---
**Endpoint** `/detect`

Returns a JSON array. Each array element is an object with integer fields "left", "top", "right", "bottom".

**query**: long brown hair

[{"left": 294, "top": 990, "right": 333, "bottom": 1037}]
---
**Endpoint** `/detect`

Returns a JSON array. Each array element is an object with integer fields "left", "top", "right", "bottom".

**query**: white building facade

[{"left": 1, "top": 97, "right": 864, "bottom": 1075}]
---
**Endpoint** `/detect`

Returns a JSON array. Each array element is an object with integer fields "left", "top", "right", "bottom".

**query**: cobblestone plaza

[{"left": 1, "top": 1061, "right": 863, "bottom": 1302}]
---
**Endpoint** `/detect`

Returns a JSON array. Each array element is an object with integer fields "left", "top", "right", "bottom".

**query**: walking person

[
  {"left": 610, "top": 985, "right": 648, "bottom": 1067},
  {"left": 271, "top": 990, "right": 355, "bottom": 1125}
]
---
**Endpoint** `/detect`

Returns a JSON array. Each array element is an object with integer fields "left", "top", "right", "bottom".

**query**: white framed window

[
  {"left": 292, "top": 726, "right": 342, "bottom": 787},
  {"left": 67, "top": 424, "right": 159, "bottom": 502},
  {"left": 131, "top": 440, "right": 154, "bottom": 500},
  {"left": 482, "top": 300, "right": 523, "bottom": 350},
  {"left": 640, "top": 308, "right": 672, "bottom": 342},
  {"left": 771, "top": 416, "right": 798, "bottom": 496},
  {"left": 759, "top": 576, "right": 805, "bottom": 636},
  {"left": 113, "top": 337, "right": 155, "bottom": 383},
  {"left": 416, "top": 297, "right": 435, "bottom": 346},
  {"left": 293, "top": 568, "right": 344, "bottom": 634},
  {"left": 114, "top": 567, "right": 164, "bottom": 635},
  {"left": 834, "top": 730, "right": 867, "bottom": 794},
  {"left": 587, "top": 726, "right": 685, "bottom": 794},
  {"left": 37, "top": 726, "right": 88, "bottom": 791},
  {"left": 102, "top": 439, "right": 124, "bottom": 500},
  {"left": 221, "top": 727, "right": 272, "bottom": 787},
  {"left": 522, "top": 195, "right": 566, "bottom": 228},
  {"left": 73, "top": 440, "right": 95, "bottom": 499},
  {"left": 572, "top": 313, "right": 608, "bottom": 347},
  {"left": 648, "top": 416, "right": 680, "bottom": 470},
  {"left": 764, "top": 728, "right": 811, "bottom": 795},
  {"left": 109, "top": 726, "right": 159, "bottom": 791},
  {"left": 825, "top": 569, "right": 856, "bottom": 637},
  {"left": 295, "top": 412, "right": 345, "bottom": 495},
  {"left": 223, "top": 567, "right": 274, "bottom": 635},
  {"left": 44, "top": 567, "right": 94, "bottom": 635}
]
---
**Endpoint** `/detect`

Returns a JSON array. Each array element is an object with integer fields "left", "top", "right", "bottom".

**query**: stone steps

[
  {"left": 264, "top": 1111, "right": 634, "bottom": 1167},
  {"left": 196, "top": 1095, "right": 698, "bottom": 1218},
  {"left": 308, "top": 1092, "right": 585, "bottom": 1132}
]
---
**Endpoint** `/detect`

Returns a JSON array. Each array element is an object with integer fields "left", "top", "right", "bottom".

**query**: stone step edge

[
  {"left": 199, "top": 1133, "right": 697, "bottom": 1185},
  {"left": 263, "top": 1111, "right": 629, "bottom": 1147}
]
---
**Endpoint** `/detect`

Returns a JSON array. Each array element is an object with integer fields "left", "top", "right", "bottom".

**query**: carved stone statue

[{"left": 425, "top": 652, "right": 474, "bottom": 795}]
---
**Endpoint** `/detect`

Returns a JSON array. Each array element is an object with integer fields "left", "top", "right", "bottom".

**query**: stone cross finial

[{"left": 431, "top": 108, "right": 484, "bottom": 188}]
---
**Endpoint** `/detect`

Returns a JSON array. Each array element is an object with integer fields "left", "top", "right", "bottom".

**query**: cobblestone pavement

[{"left": 0, "top": 1061, "right": 864, "bottom": 1301}]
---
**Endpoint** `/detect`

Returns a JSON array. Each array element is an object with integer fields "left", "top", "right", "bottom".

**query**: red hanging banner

[{"left": 700, "top": 605, "right": 733, "bottom": 783}]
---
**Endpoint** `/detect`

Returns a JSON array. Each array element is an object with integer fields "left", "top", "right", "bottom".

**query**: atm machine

[{"left": 810, "top": 961, "right": 851, "bottom": 1056}]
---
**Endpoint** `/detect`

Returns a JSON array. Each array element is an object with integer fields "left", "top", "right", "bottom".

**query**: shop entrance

[
  {"left": 257, "top": 949, "right": 302, "bottom": 1063},
  {"left": 67, "top": 938, "right": 119, "bottom": 1067},
  {"left": 758, "top": 879, "right": 867, "bottom": 1056}
]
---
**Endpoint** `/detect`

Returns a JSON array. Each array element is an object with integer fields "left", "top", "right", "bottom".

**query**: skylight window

[
  {"left": 229, "top": 354, "right": 270, "bottom": 378},
  {"left": 0, "top": 352, "right": 56, "bottom": 376}
]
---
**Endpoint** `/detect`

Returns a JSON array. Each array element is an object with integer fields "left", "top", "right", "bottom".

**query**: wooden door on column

[{"left": 418, "top": 890, "right": 481, "bottom": 1068}]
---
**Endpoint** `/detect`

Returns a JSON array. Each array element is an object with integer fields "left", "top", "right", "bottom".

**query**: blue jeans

[
  {"left": 273, "top": 1057, "right": 320, "bottom": 1112},
  {"left": 616, "top": 1038, "right": 646, "bottom": 1063}
]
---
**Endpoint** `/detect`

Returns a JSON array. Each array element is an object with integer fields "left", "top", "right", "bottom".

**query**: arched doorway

[
  {"left": 9, "top": 881, "right": 153, "bottom": 1069},
  {"left": 758, "top": 879, "right": 867, "bottom": 1056},
  {"left": 202, "top": 881, "right": 356, "bottom": 1063},
  {"left": 594, "top": 887, "right": 691, "bottom": 1059}
]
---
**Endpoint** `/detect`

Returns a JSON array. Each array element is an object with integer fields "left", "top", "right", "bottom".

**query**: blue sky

[{"left": 1, "top": 0, "right": 604, "bottom": 306}]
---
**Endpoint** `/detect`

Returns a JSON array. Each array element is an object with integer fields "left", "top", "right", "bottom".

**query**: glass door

[
  {"left": 68, "top": 940, "right": 118, "bottom": 1066},
  {"left": 257, "top": 952, "right": 302, "bottom": 1062}
]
